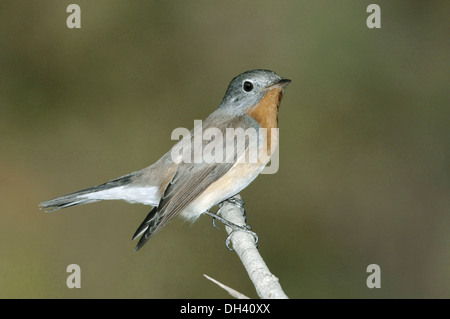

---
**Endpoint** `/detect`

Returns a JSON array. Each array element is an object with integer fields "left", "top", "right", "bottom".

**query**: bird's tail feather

[{"left": 39, "top": 173, "right": 135, "bottom": 212}]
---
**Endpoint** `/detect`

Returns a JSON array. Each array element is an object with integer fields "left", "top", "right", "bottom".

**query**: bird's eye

[{"left": 243, "top": 81, "right": 254, "bottom": 92}]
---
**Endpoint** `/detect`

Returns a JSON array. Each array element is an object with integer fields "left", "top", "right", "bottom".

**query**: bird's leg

[
  {"left": 203, "top": 197, "right": 258, "bottom": 251},
  {"left": 203, "top": 210, "right": 245, "bottom": 231}
]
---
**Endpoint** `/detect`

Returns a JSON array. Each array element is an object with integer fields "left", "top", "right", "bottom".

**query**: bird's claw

[
  {"left": 211, "top": 216, "right": 219, "bottom": 230},
  {"left": 225, "top": 226, "right": 259, "bottom": 251},
  {"left": 204, "top": 196, "right": 257, "bottom": 251},
  {"left": 224, "top": 197, "right": 247, "bottom": 222}
]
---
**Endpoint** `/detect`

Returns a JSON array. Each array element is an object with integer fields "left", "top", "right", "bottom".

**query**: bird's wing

[{"left": 134, "top": 114, "right": 258, "bottom": 250}]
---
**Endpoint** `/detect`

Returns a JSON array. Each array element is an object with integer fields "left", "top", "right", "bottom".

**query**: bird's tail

[{"left": 39, "top": 173, "right": 136, "bottom": 212}]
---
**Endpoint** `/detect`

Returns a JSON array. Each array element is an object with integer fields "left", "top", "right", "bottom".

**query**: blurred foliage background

[{"left": 0, "top": 0, "right": 448, "bottom": 298}]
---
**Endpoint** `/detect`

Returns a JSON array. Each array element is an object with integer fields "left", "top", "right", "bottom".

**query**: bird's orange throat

[
  {"left": 246, "top": 87, "right": 283, "bottom": 152},
  {"left": 246, "top": 87, "right": 283, "bottom": 130}
]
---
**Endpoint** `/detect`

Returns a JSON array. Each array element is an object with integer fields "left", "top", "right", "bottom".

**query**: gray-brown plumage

[{"left": 40, "top": 70, "right": 290, "bottom": 251}]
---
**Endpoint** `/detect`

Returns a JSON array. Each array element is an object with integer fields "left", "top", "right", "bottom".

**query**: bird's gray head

[{"left": 219, "top": 69, "right": 291, "bottom": 113}]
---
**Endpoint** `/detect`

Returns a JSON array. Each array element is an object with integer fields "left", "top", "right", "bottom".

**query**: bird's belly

[
  {"left": 180, "top": 161, "right": 267, "bottom": 222},
  {"left": 180, "top": 128, "right": 278, "bottom": 222}
]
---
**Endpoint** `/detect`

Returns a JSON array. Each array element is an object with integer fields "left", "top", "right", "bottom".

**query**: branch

[
  {"left": 216, "top": 194, "right": 289, "bottom": 299},
  {"left": 203, "top": 274, "right": 250, "bottom": 299}
]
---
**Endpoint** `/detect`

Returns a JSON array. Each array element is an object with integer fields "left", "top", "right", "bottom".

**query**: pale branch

[{"left": 215, "top": 194, "right": 289, "bottom": 299}]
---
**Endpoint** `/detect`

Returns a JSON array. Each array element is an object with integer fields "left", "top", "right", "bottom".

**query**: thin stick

[{"left": 203, "top": 274, "right": 250, "bottom": 299}]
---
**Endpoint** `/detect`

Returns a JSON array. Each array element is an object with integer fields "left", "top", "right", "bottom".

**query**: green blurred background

[{"left": 0, "top": 0, "right": 448, "bottom": 298}]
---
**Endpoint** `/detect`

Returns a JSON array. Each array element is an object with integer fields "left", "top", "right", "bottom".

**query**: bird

[{"left": 39, "top": 69, "right": 291, "bottom": 251}]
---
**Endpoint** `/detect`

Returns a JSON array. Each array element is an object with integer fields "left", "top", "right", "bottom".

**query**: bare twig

[
  {"left": 215, "top": 194, "right": 288, "bottom": 299},
  {"left": 203, "top": 274, "right": 250, "bottom": 299}
]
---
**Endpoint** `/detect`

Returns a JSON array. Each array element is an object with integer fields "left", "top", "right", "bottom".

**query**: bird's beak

[{"left": 263, "top": 78, "right": 291, "bottom": 91}]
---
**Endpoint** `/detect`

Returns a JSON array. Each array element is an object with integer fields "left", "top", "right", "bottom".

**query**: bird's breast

[{"left": 245, "top": 87, "right": 283, "bottom": 151}]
